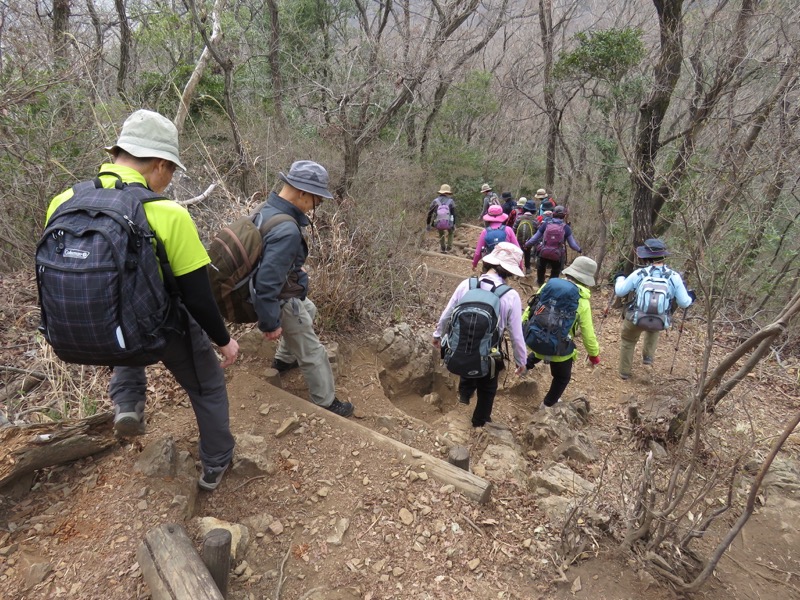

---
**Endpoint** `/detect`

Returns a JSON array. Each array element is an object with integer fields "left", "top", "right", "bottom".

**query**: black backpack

[{"left": 35, "top": 176, "right": 178, "bottom": 367}]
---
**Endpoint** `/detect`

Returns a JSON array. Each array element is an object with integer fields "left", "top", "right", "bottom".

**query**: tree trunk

[
  {"left": 85, "top": 0, "right": 103, "bottom": 91},
  {"left": 52, "top": 0, "right": 71, "bottom": 62},
  {"left": 114, "top": 0, "right": 131, "bottom": 101},
  {"left": 539, "top": 0, "right": 556, "bottom": 189},
  {"left": 265, "top": 0, "right": 287, "bottom": 128},
  {"left": 630, "top": 0, "right": 684, "bottom": 246}
]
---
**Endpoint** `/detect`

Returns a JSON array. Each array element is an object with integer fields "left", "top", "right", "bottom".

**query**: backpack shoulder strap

[
  {"left": 468, "top": 276, "right": 480, "bottom": 291},
  {"left": 493, "top": 283, "right": 512, "bottom": 299},
  {"left": 257, "top": 213, "right": 299, "bottom": 237}
]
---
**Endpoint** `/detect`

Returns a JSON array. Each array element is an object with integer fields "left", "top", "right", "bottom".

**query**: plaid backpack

[{"left": 35, "top": 176, "right": 178, "bottom": 366}]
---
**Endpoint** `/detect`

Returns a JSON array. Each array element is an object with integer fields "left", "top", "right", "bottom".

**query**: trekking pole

[
  {"left": 668, "top": 307, "right": 690, "bottom": 375},
  {"left": 593, "top": 286, "right": 618, "bottom": 337}
]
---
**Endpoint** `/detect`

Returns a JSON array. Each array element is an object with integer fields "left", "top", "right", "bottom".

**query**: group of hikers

[
  {"left": 428, "top": 182, "right": 694, "bottom": 428},
  {"left": 426, "top": 182, "right": 581, "bottom": 285},
  {"left": 34, "top": 108, "right": 694, "bottom": 492}
]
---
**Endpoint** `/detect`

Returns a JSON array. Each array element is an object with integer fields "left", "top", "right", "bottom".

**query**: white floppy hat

[
  {"left": 483, "top": 242, "right": 524, "bottom": 277},
  {"left": 534, "top": 188, "right": 548, "bottom": 199},
  {"left": 105, "top": 109, "right": 186, "bottom": 171},
  {"left": 480, "top": 183, "right": 492, "bottom": 193},
  {"left": 438, "top": 184, "right": 452, "bottom": 195},
  {"left": 562, "top": 256, "right": 598, "bottom": 287}
]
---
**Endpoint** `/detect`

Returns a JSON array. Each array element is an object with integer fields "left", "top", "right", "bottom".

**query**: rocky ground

[{"left": 1, "top": 225, "right": 799, "bottom": 600}]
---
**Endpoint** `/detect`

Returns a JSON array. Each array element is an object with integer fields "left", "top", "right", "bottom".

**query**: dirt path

[{"left": 1, "top": 229, "right": 799, "bottom": 599}]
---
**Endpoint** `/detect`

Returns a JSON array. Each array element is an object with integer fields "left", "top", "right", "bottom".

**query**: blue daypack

[
  {"left": 442, "top": 277, "right": 511, "bottom": 378},
  {"left": 524, "top": 278, "right": 580, "bottom": 357},
  {"left": 483, "top": 226, "right": 507, "bottom": 255}
]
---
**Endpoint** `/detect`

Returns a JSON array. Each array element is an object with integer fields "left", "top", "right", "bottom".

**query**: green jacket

[{"left": 522, "top": 279, "right": 600, "bottom": 362}]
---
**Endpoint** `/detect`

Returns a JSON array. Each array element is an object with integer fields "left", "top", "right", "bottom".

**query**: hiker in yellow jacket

[{"left": 523, "top": 256, "right": 600, "bottom": 407}]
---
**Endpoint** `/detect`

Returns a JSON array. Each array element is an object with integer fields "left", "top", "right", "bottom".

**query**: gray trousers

[
  {"left": 619, "top": 318, "right": 661, "bottom": 377},
  {"left": 274, "top": 297, "right": 335, "bottom": 408},
  {"left": 109, "top": 310, "right": 235, "bottom": 469}
]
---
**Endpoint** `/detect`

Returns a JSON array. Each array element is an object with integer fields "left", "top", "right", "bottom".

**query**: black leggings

[
  {"left": 536, "top": 257, "right": 563, "bottom": 285},
  {"left": 527, "top": 355, "right": 573, "bottom": 406}
]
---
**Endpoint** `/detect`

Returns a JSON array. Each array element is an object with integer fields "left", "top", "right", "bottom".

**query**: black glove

[
  {"left": 614, "top": 271, "right": 626, "bottom": 281},
  {"left": 688, "top": 289, "right": 697, "bottom": 303}
]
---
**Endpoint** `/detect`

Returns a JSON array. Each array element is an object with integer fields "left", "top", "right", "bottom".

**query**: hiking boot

[
  {"left": 198, "top": 462, "right": 230, "bottom": 491},
  {"left": 272, "top": 358, "right": 299, "bottom": 373},
  {"left": 458, "top": 393, "right": 471, "bottom": 406},
  {"left": 525, "top": 268, "right": 532, "bottom": 276},
  {"left": 619, "top": 372, "right": 631, "bottom": 380},
  {"left": 642, "top": 356, "right": 654, "bottom": 365},
  {"left": 325, "top": 398, "right": 354, "bottom": 418},
  {"left": 446, "top": 246, "right": 453, "bottom": 252},
  {"left": 113, "top": 401, "right": 146, "bottom": 437},
  {"left": 440, "top": 248, "right": 447, "bottom": 254}
]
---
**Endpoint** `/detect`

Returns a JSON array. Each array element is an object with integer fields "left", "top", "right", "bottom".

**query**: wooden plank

[
  {"left": 420, "top": 250, "right": 473, "bottom": 264},
  {"left": 137, "top": 523, "right": 224, "bottom": 600},
  {"left": 423, "top": 267, "right": 466, "bottom": 281}
]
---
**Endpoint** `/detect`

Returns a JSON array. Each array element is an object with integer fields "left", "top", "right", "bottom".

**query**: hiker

[
  {"left": 508, "top": 196, "right": 526, "bottom": 229},
  {"left": 524, "top": 205, "right": 582, "bottom": 286},
  {"left": 471, "top": 205, "right": 521, "bottom": 271},
  {"left": 433, "top": 242, "right": 527, "bottom": 427},
  {"left": 43, "top": 109, "right": 239, "bottom": 491},
  {"left": 613, "top": 238, "right": 695, "bottom": 380},
  {"left": 252, "top": 161, "right": 355, "bottom": 417},
  {"left": 479, "top": 183, "right": 500, "bottom": 217},
  {"left": 514, "top": 198, "right": 539, "bottom": 276},
  {"left": 501, "top": 192, "right": 516, "bottom": 216},
  {"left": 524, "top": 256, "right": 600, "bottom": 407},
  {"left": 535, "top": 188, "right": 555, "bottom": 216},
  {"left": 426, "top": 184, "right": 456, "bottom": 253}
]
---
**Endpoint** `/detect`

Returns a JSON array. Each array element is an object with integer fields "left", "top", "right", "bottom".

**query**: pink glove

[{"left": 588, "top": 355, "right": 600, "bottom": 365}]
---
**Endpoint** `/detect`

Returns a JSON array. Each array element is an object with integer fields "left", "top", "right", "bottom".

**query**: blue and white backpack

[{"left": 628, "top": 266, "right": 673, "bottom": 331}]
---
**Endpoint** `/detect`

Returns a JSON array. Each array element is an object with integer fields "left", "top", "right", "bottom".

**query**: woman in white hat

[
  {"left": 433, "top": 242, "right": 528, "bottom": 427},
  {"left": 524, "top": 256, "right": 601, "bottom": 408}
]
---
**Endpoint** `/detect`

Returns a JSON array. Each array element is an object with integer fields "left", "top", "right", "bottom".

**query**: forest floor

[{"left": 1, "top": 224, "right": 799, "bottom": 600}]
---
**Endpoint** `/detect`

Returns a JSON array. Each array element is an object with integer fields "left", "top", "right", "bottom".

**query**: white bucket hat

[
  {"left": 105, "top": 110, "right": 186, "bottom": 171},
  {"left": 534, "top": 188, "right": 548, "bottom": 199},
  {"left": 438, "top": 184, "right": 452, "bottom": 195},
  {"left": 482, "top": 242, "right": 524, "bottom": 277},
  {"left": 480, "top": 183, "right": 492, "bottom": 193},
  {"left": 562, "top": 256, "right": 598, "bottom": 287}
]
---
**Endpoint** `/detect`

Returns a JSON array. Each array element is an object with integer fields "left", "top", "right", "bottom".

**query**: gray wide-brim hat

[
  {"left": 562, "top": 256, "right": 597, "bottom": 287},
  {"left": 278, "top": 160, "right": 333, "bottom": 199},
  {"left": 635, "top": 238, "right": 670, "bottom": 259},
  {"left": 104, "top": 109, "right": 186, "bottom": 171}
]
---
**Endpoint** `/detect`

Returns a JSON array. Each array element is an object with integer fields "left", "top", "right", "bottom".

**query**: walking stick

[
  {"left": 669, "top": 307, "right": 690, "bottom": 375},
  {"left": 594, "top": 287, "right": 619, "bottom": 337}
]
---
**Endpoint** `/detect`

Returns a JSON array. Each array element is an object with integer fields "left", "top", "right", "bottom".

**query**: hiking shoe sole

[
  {"left": 643, "top": 357, "right": 654, "bottom": 365},
  {"left": 113, "top": 413, "right": 145, "bottom": 437}
]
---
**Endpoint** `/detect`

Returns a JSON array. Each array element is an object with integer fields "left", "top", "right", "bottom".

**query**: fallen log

[
  {"left": 420, "top": 250, "right": 473, "bottom": 264},
  {"left": 138, "top": 523, "right": 224, "bottom": 600},
  {"left": 0, "top": 411, "right": 115, "bottom": 489}
]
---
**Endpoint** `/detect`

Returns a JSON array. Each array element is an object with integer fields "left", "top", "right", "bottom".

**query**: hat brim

[
  {"left": 483, "top": 255, "right": 524, "bottom": 277},
  {"left": 279, "top": 171, "right": 334, "bottom": 199},
  {"left": 562, "top": 265, "right": 595, "bottom": 287},
  {"left": 482, "top": 214, "right": 508, "bottom": 223},
  {"left": 105, "top": 143, "right": 186, "bottom": 171},
  {"left": 438, "top": 189, "right": 452, "bottom": 195},
  {"left": 635, "top": 247, "right": 670, "bottom": 259}
]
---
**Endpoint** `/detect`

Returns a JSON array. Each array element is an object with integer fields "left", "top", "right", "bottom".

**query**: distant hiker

[
  {"left": 433, "top": 242, "right": 527, "bottom": 427},
  {"left": 614, "top": 238, "right": 695, "bottom": 380},
  {"left": 514, "top": 199, "right": 538, "bottom": 276},
  {"left": 507, "top": 196, "right": 526, "bottom": 230},
  {"left": 480, "top": 183, "right": 500, "bottom": 217},
  {"left": 536, "top": 210, "right": 554, "bottom": 225},
  {"left": 524, "top": 205, "right": 582, "bottom": 285},
  {"left": 426, "top": 184, "right": 456, "bottom": 253},
  {"left": 501, "top": 192, "right": 516, "bottom": 216},
  {"left": 40, "top": 109, "right": 239, "bottom": 491},
  {"left": 252, "top": 160, "right": 354, "bottom": 417},
  {"left": 523, "top": 256, "right": 600, "bottom": 407},
  {"left": 471, "top": 205, "right": 521, "bottom": 271},
  {"left": 535, "top": 188, "right": 555, "bottom": 216}
]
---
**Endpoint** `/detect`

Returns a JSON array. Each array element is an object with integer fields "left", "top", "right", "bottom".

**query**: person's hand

[
  {"left": 218, "top": 338, "right": 239, "bottom": 368},
  {"left": 515, "top": 364, "right": 527, "bottom": 376},
  {"left": 432, "top": 337, "right": 441, "bottom": 348},
  {"left": 588, "top": 355, "right": 600, "bottom": 366},
  {"left": 614, "top": 271, "right": 626, "bottom": 281},
  {"left": 688, "top": 289, "right": 697, "bottom": 303},
  {"left": 263, "top": 327, "right": 283, "bottom": 341}
]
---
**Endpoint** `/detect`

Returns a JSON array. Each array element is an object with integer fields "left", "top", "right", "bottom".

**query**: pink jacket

[{"left": 471, "top": 225, "right": 521, "bottom": 269}]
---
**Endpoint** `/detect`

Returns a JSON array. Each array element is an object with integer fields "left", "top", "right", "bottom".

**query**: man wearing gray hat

[
  {"left": 45, "top": 109, "right": 240, "bottom": 491},
  {"left": 614, "top": 238, "right": 695, "bottom": 380},
  {"left": 252, "top": 161, "right": 354, "bottom": 417}
]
